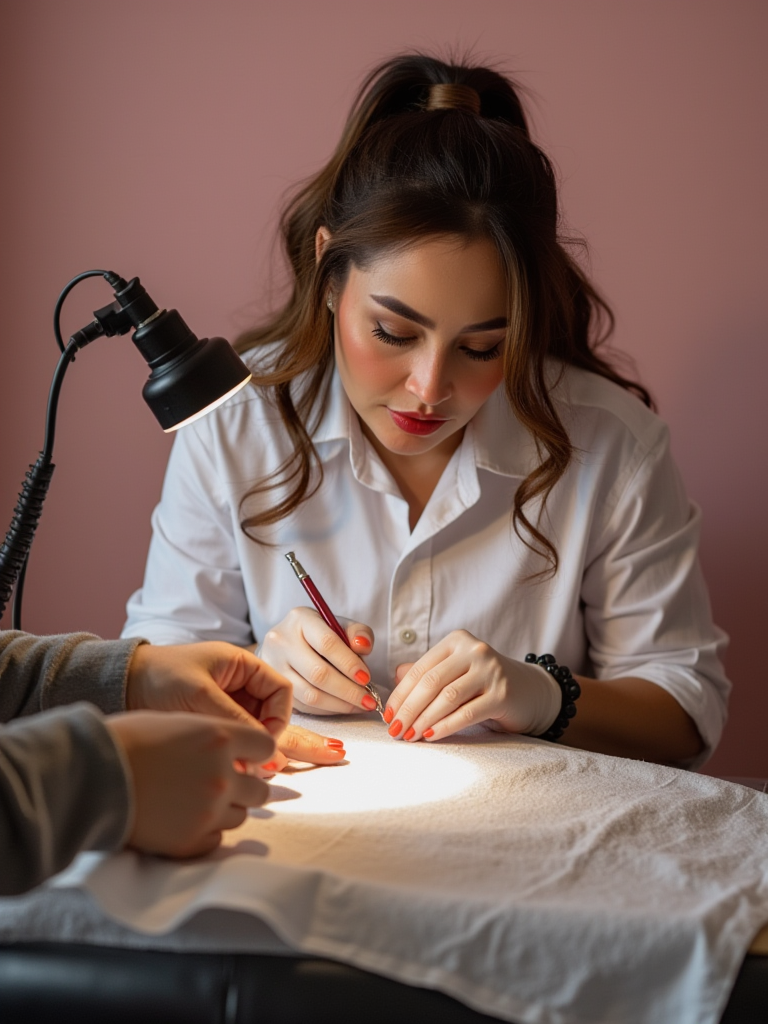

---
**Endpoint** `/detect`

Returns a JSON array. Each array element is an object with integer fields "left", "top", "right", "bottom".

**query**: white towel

[{"left": 14, "top": 715, "right": 768, "bottom": 1023}]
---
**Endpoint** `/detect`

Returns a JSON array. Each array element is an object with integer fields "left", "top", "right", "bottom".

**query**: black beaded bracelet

[{"left": 525, "top": 653, "right": 581, "bottom": 742}]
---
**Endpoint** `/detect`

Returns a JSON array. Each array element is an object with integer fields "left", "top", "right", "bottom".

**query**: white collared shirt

[{"left": 122, "top": 360, "right": 730, "bottom": 762}]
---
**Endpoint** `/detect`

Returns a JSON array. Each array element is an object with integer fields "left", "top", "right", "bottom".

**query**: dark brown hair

[{"left": 236, "top": 53, "right": 652, "bottom": 575}]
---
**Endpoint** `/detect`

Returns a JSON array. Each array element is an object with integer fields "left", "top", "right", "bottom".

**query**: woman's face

[{"left": 332, "top": 235, "right": 507, "bottom": 466}]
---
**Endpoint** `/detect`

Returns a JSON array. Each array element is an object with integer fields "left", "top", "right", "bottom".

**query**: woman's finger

[
  {"left": 394, "top": 662, "right": 414, "bottom": 684},
  {"left": 341, "top": 619, "right": 374, "bottom": 655},
  {"left": 418, "top": 694, "right": 496, "bottom": 743},
  {"left": 277, "top": 723, "right": 347, "bottom": 764},
  {"left": 288, "top": 659, "right": 376, "bottom": 715},
  {"left": 386, "top": 644, "right": 449, "bottom": 711},
  {"left": 384, "top": 638, "right": 462, "bottom": 723},
  {"left": 388, "top": 655, "right": 480, "bottom": 738},
  {"left": 300, "top": 614, "right": 373, "bottom": 690},
  {"left": 260, "top": 608, "right": 376, "bottom": 713},
  {"left": 285, "top": 663, "right": 360, "bottom": 715}
]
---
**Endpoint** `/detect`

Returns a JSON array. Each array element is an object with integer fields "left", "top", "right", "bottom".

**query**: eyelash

[
  {"left": 371, "top": 325, "right": 502, "bottom": 363},
  {"left": 371, "top": 324, "right": 415, "bottom": 346}
]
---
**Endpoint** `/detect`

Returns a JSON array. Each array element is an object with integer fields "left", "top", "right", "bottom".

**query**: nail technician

[{"left": 122, "top": 54, "right": 729, "bottom": 768}]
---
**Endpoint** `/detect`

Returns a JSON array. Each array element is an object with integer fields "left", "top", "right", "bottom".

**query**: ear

[{"left": 315, "top": 226, "right": 332, "bottom": 264}]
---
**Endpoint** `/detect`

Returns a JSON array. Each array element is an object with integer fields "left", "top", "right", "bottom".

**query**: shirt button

[{"left": 400, "top": 629, "right": 417, "bottom": 645}]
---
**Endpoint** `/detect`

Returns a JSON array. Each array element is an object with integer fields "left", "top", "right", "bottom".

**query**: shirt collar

[
  {"left": 469, "top": 384, "right": 539, "bottom": 479},
  {"left": 312, "top": 369, "right": 537, "bottom": 483}
]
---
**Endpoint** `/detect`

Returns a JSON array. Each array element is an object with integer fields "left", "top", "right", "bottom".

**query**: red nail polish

[
  {"left": 403, "top": 727, "right": 415, "bottom": 741},
  {"left": 325, "top": 739, "right": 344, "bottom": 748},
  {"left": 328, "top": 747, "right": 345, "bottom": 758},
  {"left": 362, "top": 694, "right": 377, "bottom": 711},
  {"left": 354, "top": 669, "right": 370, "bottom": 684},
  {"left": 354, "top": 635, "right": 372, "bottom": 648},
  {"left": 261, "top": 761, "right": 278, "bottom": 772},
  {"left": 389, "top": 719, "right": 403, "bottom": 738},
  {"left": 423, "top": 728, "right": 434, "bottom": 739},
  {"left": 383, "top": 706, "right": 394, "bottom": 724}
]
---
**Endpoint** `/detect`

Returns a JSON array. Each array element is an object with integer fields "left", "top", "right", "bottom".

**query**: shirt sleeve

[
  {"left": 121, "top": 420, "right": 253, "bottom": 646},
  {"left": 0, "top": 631, "right": 144, "bottom": 722},
  {"left": 580, "top": 424, "right": 730, "bottom": 766},
  {"left": 0, "top": 702, "right": 133, "bottom": 895}
]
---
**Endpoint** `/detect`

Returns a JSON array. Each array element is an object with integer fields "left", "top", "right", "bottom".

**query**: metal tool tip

[{"left": 285, "top": 551, "right": 307, "bottom": 579}]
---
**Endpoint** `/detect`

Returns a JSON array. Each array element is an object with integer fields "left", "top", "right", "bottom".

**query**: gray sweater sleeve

[
  {"left": 0, "top": 630, "right": 145, "bottom": 721},
  {"left": 0, "top": 703, "right": 133, "bottom": 895},
  {"left": 0, "top": 631, "right": 147, "bottom": 895}
]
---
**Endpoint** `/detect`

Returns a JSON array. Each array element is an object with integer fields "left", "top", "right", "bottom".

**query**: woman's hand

[
  {"left": 384, "top": 630, "right": 561, "bottom": 742},
  {"left": 107, "top": 711, "right": 275, "bottom": 857},
  {"left": 258, "top": 607, "right": 377, "bottom": 715}
]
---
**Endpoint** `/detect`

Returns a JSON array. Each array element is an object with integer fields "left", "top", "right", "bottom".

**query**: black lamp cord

[{"left": 0, "top": 269, "right": 124, "bottom": 629}]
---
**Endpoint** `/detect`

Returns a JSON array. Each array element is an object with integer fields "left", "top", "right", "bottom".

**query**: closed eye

[
  {"left": 372, "top": 323, "right": 502, "bottom": 362},
  {"left": 371, "top": 324, "right": 417, "bottom": 346},
  {"left": 461, "top": 343, "right": 502, "bottom": 362}
]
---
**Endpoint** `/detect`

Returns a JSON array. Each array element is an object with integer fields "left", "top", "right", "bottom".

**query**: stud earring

[{"left": 326, "top": 294, "right": 334, "bottom": 312}]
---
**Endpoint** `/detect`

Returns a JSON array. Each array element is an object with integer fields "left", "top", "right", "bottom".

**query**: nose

[{"left": 405, "top": 346, "right": 452, "bottom": 408}]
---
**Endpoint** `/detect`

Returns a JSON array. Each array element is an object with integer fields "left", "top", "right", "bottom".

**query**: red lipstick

[{"left": 388, "top": 409, "right": 447, "bottom": 435}]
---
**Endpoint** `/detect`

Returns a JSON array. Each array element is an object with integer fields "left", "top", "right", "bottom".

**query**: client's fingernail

[
  {"left": 261, "top": 761, "right": 278, "bottom": 772},
  {"left": 328, "top": 747, "right": 346, "bottom": 759},
  {"left": 403, "top": 727, "right": 416, "bottom": 741},
  {"left": 388, "top": 719, "right": 403, "bottom": 738},
  {"left": 325, "top": 738, "right": 344, "bottom": 748},
  {"left": 354, "top": 635, "right": 372, "bottom": 648},
  {"left": 383, "top": 706, "right": 394, "bottom": 724},
  {"left": 355, "top": 669, "right": 370, "bottom": 684},
  {"left": 423, "top": 728, "right": 435, "bottom": 740},
  {"left": 362, "top": 694, "right": 377, "bottom": 711}
]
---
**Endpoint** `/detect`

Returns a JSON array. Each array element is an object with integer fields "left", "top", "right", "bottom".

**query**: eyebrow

[{"left": 370, "top": 295, "right": 507, "bottom": 334}]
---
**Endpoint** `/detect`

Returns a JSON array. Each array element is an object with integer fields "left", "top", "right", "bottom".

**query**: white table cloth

[{"left": 2, "top": 714, "right": 767, "bottom": 1024}]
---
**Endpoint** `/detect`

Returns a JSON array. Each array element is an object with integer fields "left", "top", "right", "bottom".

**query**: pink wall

[{"left": 1, "top": 0, "right": 766, "bottom": 776}]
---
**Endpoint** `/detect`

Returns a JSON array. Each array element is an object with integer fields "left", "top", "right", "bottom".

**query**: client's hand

[
  {"left": 258, "top": 607, "right": 376, "bottom": 716},
  {"left": 126, "top": 641, "right": 292, "bottom": 738},
  {"left": 107, "top": 711, "right": 275, "bottom": 857},
  {"left": 384, "top": 630, "right": 561, "bottom": 743},
  {"left": 126, "top": 641, "right": 347, "bottom": 771}
]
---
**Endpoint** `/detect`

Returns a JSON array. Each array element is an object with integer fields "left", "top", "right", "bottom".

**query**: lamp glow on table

[
  {"left": 276, "top": 739, "right": 482, "bottom": 815},
  {"left": 0, "top": 269, "right": 252, "bottom": 631}
]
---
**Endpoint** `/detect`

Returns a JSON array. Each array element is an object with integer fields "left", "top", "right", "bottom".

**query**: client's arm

[
  {"left": 0, "top": 633, "right": 279, "bottom": 895},
  {"left": 0, "top": 701, "right": 132, "bottom": 895},
  {"left": 0, "top": 630, "right": 142, "bottom": 721}
]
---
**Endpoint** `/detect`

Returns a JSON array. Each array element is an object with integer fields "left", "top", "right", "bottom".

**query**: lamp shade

[{"left": 131, "top": 308, "right": 252, "bottom": 432}]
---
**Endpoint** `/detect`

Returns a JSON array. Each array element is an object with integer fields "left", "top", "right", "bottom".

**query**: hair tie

[{"left": 425, "top": 82, "right": 481, "bottom": 115}]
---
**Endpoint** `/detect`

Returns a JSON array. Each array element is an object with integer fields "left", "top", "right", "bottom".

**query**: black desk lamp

[{"left": 0, "top": 269, "right": 252, "bottom": 630}]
